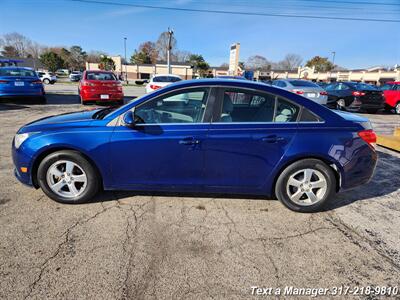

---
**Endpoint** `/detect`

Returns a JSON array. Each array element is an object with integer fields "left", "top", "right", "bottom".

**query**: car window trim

[
  {"left": 119, "top": 86, "right": 214, "bottom": 126},
  {"left": 212, "top": 86, "right": 320, "bottom": 124}
]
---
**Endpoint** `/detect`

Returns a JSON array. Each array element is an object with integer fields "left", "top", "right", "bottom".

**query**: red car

[
  {"left": 381, "top": 81, "right": 400, "bottom": 114},
  {"left": 79, "top": 70, "right": 123, "bottom": 105}
]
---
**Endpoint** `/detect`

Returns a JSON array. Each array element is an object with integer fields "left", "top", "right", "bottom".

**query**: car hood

[{"left": 18, "top": 109, "right": 99, "bottom": 133}]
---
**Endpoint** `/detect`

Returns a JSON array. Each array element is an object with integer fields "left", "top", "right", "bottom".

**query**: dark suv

[{"left": 325, "top": 82, "right": 384, "bottom": 113}]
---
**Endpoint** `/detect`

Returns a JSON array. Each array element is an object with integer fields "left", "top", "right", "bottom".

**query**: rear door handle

[
  {"left": 261, "top": 135, "right": 285, "bottom": 143},
  {"left": 179, "top": 137, "right": 200, "bottom": 145}
]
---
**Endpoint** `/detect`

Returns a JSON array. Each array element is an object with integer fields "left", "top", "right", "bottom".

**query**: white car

[
  {"left": 145, "top": 74, "right": 182, "bottom": 93},
  {"left": 272, "top": 79, "right": 328, "bottom": 105},
  {"left": 37, "top": 71, "right": 57, "bottom": 84}
]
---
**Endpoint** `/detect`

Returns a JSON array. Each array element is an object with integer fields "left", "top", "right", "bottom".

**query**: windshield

[
  {"left": 290, "top": 80, "right": 319, "bottom": 87},
  {"left": 0, "top": 68, "right": 37, "bottom": 77},
  {"left": 153, "top": 76, "right": 182, "bottom": 83},
  {"left": 86, "top": 72, "right": 116, "bottom": 81}
]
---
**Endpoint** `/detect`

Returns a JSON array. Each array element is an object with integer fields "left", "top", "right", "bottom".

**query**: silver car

[{"left": 272, "top": 79, "right": 328, "bottom": 105}]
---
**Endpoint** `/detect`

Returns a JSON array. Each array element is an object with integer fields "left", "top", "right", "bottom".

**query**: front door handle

[
  {"left": 179, "top": 137, "right": 200, "bottom": 145},
  {"left": 261, "top": 135, "right": 285, "bottom": 143}
]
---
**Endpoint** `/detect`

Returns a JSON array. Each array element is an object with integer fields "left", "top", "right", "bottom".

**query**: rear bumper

[{"left": 81, "top": 91, "right": 124, "bottom": 101}]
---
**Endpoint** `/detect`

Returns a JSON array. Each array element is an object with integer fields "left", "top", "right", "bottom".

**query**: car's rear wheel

[
  {"left": 37, "top": 150, "right": 100, "bottom": 204},
  {"left": 395, "top": 102, "right": 400, "bottom": 115},
  {"left": 43, "top": 78, "right": 50, "bottom": 85},
  {"left": 336, "top": 99, "right": 346, "bottom": 110},
  {"left": 275, "top": 159, "right": 336, "bottom": 213}
]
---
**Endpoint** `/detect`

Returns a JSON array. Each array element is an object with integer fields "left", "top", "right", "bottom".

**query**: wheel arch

[
  {"left": 31, "top": 146, "right": 103, "bottom": 189},
  {"left": 269, "top": 154, "right": 341, "bottom": 198}
]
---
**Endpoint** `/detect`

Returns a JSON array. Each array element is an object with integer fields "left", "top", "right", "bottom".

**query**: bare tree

[
  {"left": 156, "top": 31, "right": 177, "bottom": 61},
  {"left": 220, "top": 63, "right": 229, "bottom": 68},
  {"left": 0, "top": 32, "right": 32, "bottom": 57},
  {"left": 278, "top": 54, "right": 303, "bottom": 70},
  {"left": 175, "top": 50, "right": 192, "bottom": 63},
  {"left": 246, "top": 55, "right": 271, "bottom": 71},
  {"left": 86, "top": 51, "right": 107, "bottom": 63}
]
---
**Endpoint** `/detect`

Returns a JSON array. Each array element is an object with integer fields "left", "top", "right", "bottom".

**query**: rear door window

[{"left": 153, "top": 76, "right": 182, "bottom": 83}]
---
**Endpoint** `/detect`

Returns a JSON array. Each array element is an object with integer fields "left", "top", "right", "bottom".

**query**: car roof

[
  {"left": 153, "top": 74, "right": 181, "bottom": 78},
  {"left": 0, "top": 66, "right": 34, "bottom": 71}
]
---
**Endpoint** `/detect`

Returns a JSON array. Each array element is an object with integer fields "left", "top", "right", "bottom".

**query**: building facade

[{"left": 86, "top": 56, "right": 194, "bottom": 80}]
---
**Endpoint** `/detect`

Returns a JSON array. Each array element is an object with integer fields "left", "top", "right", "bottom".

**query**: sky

[{"left": 0, "top": 0, "right": 399, "bottom": 69}]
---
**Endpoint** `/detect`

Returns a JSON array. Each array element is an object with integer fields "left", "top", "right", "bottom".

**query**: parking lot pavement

[
  {"left": 43, "top": 83, "right": 146, "bottom": 105},
  {"left": 0, "top": 101, "right": 400, "bottom": 299}
]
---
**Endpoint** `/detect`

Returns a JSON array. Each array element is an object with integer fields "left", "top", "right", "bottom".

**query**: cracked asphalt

[{"left": 1, "top": 95, "right": 400, "bottom": 299}]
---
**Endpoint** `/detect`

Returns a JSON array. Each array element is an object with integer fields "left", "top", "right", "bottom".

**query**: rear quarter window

[
  {"left": 299, "top": 108, "right": 322, "bottom": 122},
  {"left": 153, "top": 76, "right": 182, "bottom": 83}
]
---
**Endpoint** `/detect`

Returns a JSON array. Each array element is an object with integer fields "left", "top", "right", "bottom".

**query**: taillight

[
  {"left": 31, "top": 80, "right": 42, "bottom": 84},
  {"left": 150, "top": 84, "right": 162, "bottom": 90},
  {"left": 320, "top": 91, "right": 328, "bottom": 96},
  {"left": 83, "top": 81, "right": 95, "bottom": 87},
  {"left": 292, "top": 89, "right": 304, "bottom": 95},
  {"left": 0, "top": 80, "right": 8, "bottom": 84},
  {"left": 358, "top": 129, "right": 377, "bottom": 149},
  {"left": 352, "top": 91, "right": 365, "bottom": 97}
]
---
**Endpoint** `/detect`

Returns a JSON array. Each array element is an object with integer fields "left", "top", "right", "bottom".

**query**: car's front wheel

[
  {"left": 43, "top": 78, "right": 50, "bottom": 84},
  {"left": 37, "top": 150, "right": 100, "bottom": 204},
  {"left": 275, "top": 159, "right": 336, "bottom": 213}
]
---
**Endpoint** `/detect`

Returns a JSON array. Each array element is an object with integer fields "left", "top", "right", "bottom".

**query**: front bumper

[{"left": 12, "top": 141, "right": 34, "bottom": 187}]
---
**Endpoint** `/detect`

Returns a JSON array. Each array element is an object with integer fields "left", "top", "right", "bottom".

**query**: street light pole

[
  {"left": 124, "top": 37, "right": 128, "bottom": 84},
  {"left": 167, "top": 28, "right": 174, "bottom": 74}
]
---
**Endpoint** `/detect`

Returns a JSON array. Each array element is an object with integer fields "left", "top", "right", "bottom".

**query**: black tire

[
  {"left": 37, "top": 150, "right": 100, "bottom": 204},
  {"left": 117, "top": 99, "right": 124, "bottom": 106},
  {"left": 43, "top": 78, "right": 50, "bottom": 85},
  {"left": 395, "top": 102, "right": 400, "bottom": 115},
  {"left": 275, "top": 159, "right": 337, "bottom": 213},
  {"left": 366, "top": 108, "right": 378, "bottom": 114}
]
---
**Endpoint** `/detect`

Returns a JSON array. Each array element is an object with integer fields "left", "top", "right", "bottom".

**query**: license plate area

[
  {"left": 100, "top": 94, "right": 109, "bottom": 99},
  {"left": 14, "top": 82, "right": 24, "bottom": 86}
]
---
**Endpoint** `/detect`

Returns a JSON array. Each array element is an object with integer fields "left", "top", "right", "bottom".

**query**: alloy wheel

[
  {"left": 337, "top": 99, "right": 345, "bottom": 110},
  {"left": 286, "top": 168, "right": 328, "bottom": 206},
  {"left": 396, "top": 103, "right": 400, "bottom": 115},
  {"left": 46, "top": 160, "right": 87, "bottom": 198}
]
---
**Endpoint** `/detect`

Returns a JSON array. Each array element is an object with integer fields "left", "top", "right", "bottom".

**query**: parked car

[
  {"left": 37, "top": 71, "right": 57, "bottom": 84},
  {"left": 56, "top": 69, "right": 70, "bottom": 76},
  {"left": 12, "top": 79, "right": 377, "bottom": 212},
  {"left": 78, "top": 70, "right": 123, "bottom": 105},
  {"left": 380, "top": 81, "right": 400, "bottom": 114},
  {"left": 272, "top": 79, "right": 328, "bottom": 105},
  {"left": 68, "top": 71, "right": 82, "bottom": 82},
  {"left": 0, "top": 67, "right": 45, "bottom": 103},
  {"left": 325, "top": 82, "right": 385, "bottom": 113},
  {"left": 69, "top": 71, "right": 82, "bottom": 82},
  {"left": 145, "top": 74, "right": 182, "bottom": 93}
]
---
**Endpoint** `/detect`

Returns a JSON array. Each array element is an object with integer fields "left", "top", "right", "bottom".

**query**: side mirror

[{"left": 123, "top": 111, "right": 135, "bottom": 127}]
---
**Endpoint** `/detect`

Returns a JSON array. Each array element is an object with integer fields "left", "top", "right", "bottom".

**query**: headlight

[{"left": 14, "top": 132, "right": 39, "bottom": 149}]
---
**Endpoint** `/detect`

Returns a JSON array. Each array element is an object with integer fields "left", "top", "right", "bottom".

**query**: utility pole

[
  {"left": 167, "top": 28, "right": 174, "bottom": 74},
  {"left": 124, "top": 37, "right": 128, "bottom": 84},
  {"left": 329, "top": 51, "right": 336, "bottom": 82}
]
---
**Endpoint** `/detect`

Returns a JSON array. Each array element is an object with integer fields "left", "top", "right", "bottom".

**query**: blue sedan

[
  {"left": 0, "top": 67, "right": 45, "bottom": 102},
  {"left": 12, "top": 79, "right": 377, "bottom": 212}
]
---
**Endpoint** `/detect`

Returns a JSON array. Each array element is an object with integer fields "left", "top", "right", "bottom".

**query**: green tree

[
  {"left": 305, "top": 56, "right": 334, "bottom": 72},
  {"left": 40, "top": 51, "right": 64, "bottom": 72},
  {"left": 99, "top": 56, "right": 115, "bottom": 71},
  {"left": 188, "top": 54, "right": 209, "bottom": 77},
  {"left": 1, "top": 45, "right": 19, "bottom": 57}
]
